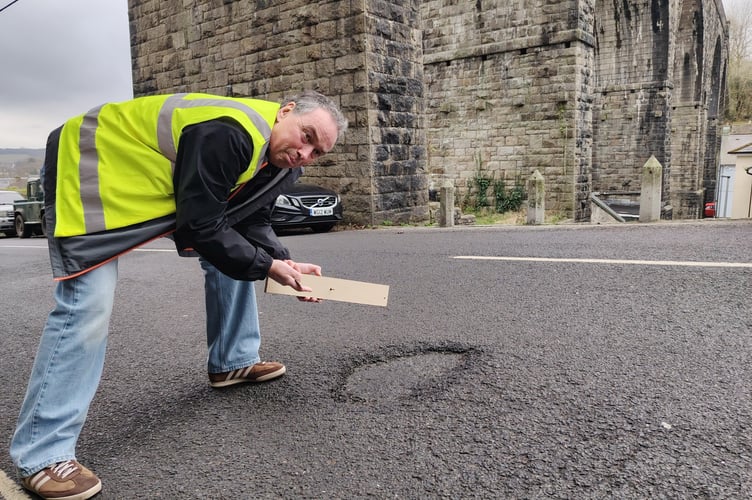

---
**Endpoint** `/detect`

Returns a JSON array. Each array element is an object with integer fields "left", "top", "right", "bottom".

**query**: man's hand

[{"left": 268, "top": 259, "right": 323, "bottom": 302}]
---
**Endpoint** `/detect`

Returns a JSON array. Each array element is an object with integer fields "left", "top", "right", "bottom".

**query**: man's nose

[{"left": 299, "top": 144, "right": 315, "bottom": 164}]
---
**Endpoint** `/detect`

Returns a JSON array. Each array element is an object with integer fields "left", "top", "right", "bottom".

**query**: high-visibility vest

[{"left": 54, "top": 93, "right": 280, "bottom": 237}]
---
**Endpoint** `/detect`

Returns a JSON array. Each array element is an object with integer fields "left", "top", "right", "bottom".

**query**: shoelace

[{"left": 51, "top": 460, "right": 79, "bottom": 479}]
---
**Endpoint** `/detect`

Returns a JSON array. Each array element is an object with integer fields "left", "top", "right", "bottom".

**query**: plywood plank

[{"left": 264, "top": 275, "right": 389, "bottom": 307}]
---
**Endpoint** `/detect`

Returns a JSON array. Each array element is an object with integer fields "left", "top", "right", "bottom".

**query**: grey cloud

[{"left": 0, "top": 0, "right": 132, "bottom": 148}]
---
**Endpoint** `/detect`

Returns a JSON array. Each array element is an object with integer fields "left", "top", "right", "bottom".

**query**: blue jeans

[
  {"left": 10, "top": 258, "right": 261, "bottom": 476},
  {"left": 200, "top": 258, "right": 261, "bottom": 373}
]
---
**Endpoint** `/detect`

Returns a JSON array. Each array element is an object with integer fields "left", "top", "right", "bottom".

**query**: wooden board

[{"left": 264, "top": 275, "right": 389, "bottom": 307}]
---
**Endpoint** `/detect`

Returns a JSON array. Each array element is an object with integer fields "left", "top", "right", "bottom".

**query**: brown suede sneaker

[
  {"left": 209, "top": 361, "right": 286, "bottom": 388},
  {"left": 22, "top": 460, "right": 102, "bottom": 500}
]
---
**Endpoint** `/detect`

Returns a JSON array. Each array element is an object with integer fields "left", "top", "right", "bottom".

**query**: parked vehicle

[
  {"left": 271, "top": 182, "right": 343, "bottom": 233},
  {"left": 14, "top": 177, "right": 45, "bottom": 238},
  {"left": 0, "top": 190, "right": 24, "bottom": 236},
  {"left": 704, "top": 201, "right": 716, "bottom": 218}
]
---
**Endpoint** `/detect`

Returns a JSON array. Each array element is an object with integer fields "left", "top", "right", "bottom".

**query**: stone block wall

[
  {"left": 670, "top": 0, "right": 706, "bottom": 218},
  {"left": 422, "top": 0, "right": 596, "bottom": 220},
  {"left": 592, "top": 0, "right": 672, "bottom": 199},
  {"left": 365, "top": 0, "right": 427, "bottom": 224},
  {"left": 128, "top": 0, "right": 727, "bottom": 224},
  {"left": 128, "top": 0, "right": 426, "bottom": 226},
  {"left": 592, "top": 0, "right": 728, "bottom": 219},
  {"left": 699, "top": 0, "right": 727, "bottom": 214},
  {"left": 667, "top": 0, "right": 728, "bottom": 218}
]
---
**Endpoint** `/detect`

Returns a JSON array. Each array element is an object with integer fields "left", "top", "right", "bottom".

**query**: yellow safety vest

[{"left": 54, "top": 93, "right": 280, "bottom": 237}]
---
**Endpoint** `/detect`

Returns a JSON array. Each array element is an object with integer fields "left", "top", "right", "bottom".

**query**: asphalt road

[{"left": 1, "top": 220, "right": 750, "bottom": 499}]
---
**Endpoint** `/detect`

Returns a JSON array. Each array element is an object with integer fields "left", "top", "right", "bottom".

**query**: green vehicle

[{"left": 14, "top": 177, "right": 45, "bottom": 238}]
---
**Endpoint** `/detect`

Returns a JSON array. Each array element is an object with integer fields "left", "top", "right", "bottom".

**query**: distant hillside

[
  {"left": 0, "top": 148, "right": 46, "bottom": 159},
  {"left": 0, "top": 149, "right": 45, "bottom": 180}
]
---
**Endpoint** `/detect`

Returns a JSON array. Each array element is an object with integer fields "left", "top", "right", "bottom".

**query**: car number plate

[{"left": 310, "top": 207, "right": 334, "bottom": 216}]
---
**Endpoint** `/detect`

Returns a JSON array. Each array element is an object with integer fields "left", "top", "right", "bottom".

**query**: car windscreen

[{"left": 0, "top": 191, "right": 24, "bottom": 204}]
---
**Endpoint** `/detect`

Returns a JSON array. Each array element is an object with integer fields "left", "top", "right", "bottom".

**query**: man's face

[{"left": 268, "top": 102, "right": 339, "bottom": 169}]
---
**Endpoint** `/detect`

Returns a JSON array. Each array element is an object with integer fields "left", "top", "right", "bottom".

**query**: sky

[
  {"left": 0, "top": 0, "right": 132, "bottom": 149},
  {"left": 0, "top": 0, "right": 743, "bottom": 150}
]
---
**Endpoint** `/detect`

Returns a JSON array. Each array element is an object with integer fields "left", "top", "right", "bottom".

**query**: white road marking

[
  {"left": 453, "top": 256, "right": 752, "bottom": 268},
  {"left": 0, "top": 470, "right": 30, "bottom": 499}
]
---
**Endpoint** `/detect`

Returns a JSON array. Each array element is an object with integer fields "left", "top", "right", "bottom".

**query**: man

[{"left": 10, "top": 91, "right": 348, "bottom": 499}]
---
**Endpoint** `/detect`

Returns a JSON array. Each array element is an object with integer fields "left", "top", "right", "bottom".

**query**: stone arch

[
  {"left": 708, "top": 36, "right": 724, "bottom": 119},
  {"left": 674, "top": 0, "right": 704, "bottom": 102},
  {"left": 702, "top": 35, "right": 727, "bottom": 207},
  {"left": 592, "top": 0, "right": 672, "bottom": 197}
]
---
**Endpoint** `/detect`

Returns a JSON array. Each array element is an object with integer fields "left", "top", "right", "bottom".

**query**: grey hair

[{"left": 285, "top": 90, "right": 348, "bottom": 141}]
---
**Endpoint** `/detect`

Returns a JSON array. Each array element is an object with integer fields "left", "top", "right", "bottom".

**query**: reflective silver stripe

[
  {"left": 156, "top": 93, "right": 273, "bottom": 166},
  {"left": 256, "top": 142, "right": 269, "bottom": 166},
  {"left": 78, "top": 105, "right": 106, "bottom": 233}
]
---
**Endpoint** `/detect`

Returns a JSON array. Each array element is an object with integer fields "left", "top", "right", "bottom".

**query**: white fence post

[
  {"left": 526, "top": 169, "right": 545, "bottom": 225},
  {"left": 639, "top": 156, "right": 662, "bottom": 222},
  {"left": 439, "top": 180, "right": 455, "bottom": 227}
]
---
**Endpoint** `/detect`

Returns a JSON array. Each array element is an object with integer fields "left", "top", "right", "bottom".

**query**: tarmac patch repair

[{"left": 339, "top": 343, "right": 481, "bottom": 404}]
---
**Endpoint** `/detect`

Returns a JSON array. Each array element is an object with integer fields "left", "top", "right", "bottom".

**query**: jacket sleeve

[
  {"left": 232, "top": 170, "right": 299, "bottom": 261},
  {"left": 172, "top": 119, "right": 275, "bottom": 281}
]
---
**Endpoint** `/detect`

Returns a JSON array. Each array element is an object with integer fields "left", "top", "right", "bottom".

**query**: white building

[{"left": 716, "top": 126, "right": 752, "bottom": 219}]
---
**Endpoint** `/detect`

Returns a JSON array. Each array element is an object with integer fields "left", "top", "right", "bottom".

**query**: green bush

[{"left": 494, "top": 180, "right": 525, "bottom": 213}]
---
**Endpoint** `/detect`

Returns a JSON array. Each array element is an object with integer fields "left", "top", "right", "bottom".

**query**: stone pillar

[
  {"left": 639, "top": 156, "right": 663, "bottom": 222},
  {"left": 127, "top": 0, "right": 428, "bottom": 227},
  {"left": 439, "top": 181, "right": 454, "bottom": 227},
  {"left": 526, "top": 170, "right": 545, "bottom": 225}
]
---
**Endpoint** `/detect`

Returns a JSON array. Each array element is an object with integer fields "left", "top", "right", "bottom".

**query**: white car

[{"left": 0, "top": 190, "right": 24, "bottom": 237}]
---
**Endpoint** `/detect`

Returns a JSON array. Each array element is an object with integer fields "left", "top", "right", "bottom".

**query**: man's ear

[{"left": 276, "top": 102, "right": 296, "bottom": 121}]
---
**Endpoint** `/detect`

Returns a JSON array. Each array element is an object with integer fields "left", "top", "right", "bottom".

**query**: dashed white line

[
  {"left": 0, "top": 245, "right": 47, "bottom": 250},
  {"left": 453, "top": 256, "right": 752, "bottom": 268}
]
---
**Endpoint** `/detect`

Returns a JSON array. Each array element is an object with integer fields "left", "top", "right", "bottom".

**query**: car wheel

[
  {"left": 15, "top": 214, "right": 32, "bottom": 238},
  {"left": 41, "top": 212, "right": 47, "bottom": 236},
  {"left": 310, "top": 223, "right": 335, "bottom": 233}
]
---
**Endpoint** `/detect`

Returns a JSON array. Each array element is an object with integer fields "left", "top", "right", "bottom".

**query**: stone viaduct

[{"left": 128, "top": 0, "right": 728, "bottom": 223}]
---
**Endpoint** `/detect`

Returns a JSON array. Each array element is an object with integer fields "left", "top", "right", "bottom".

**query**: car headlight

[{"left": 275, "top": 195, "right": 296, "bottom": 208}]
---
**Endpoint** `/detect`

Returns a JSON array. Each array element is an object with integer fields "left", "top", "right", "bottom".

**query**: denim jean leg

[
  {"left": 10, "top": 260, "right": 118, "bottom": 477},
  {"left": 200, "top": 259, "right": 261, "bottom": 373}
]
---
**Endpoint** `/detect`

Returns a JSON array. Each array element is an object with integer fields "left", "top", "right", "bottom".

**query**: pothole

[{"left": 342, "top": 346, "right": 476, "bottom": 403}]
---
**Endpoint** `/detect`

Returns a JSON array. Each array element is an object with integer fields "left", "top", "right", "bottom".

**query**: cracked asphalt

[{"left": 1, "top": 220, "right": 750, "bottom": 498}]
